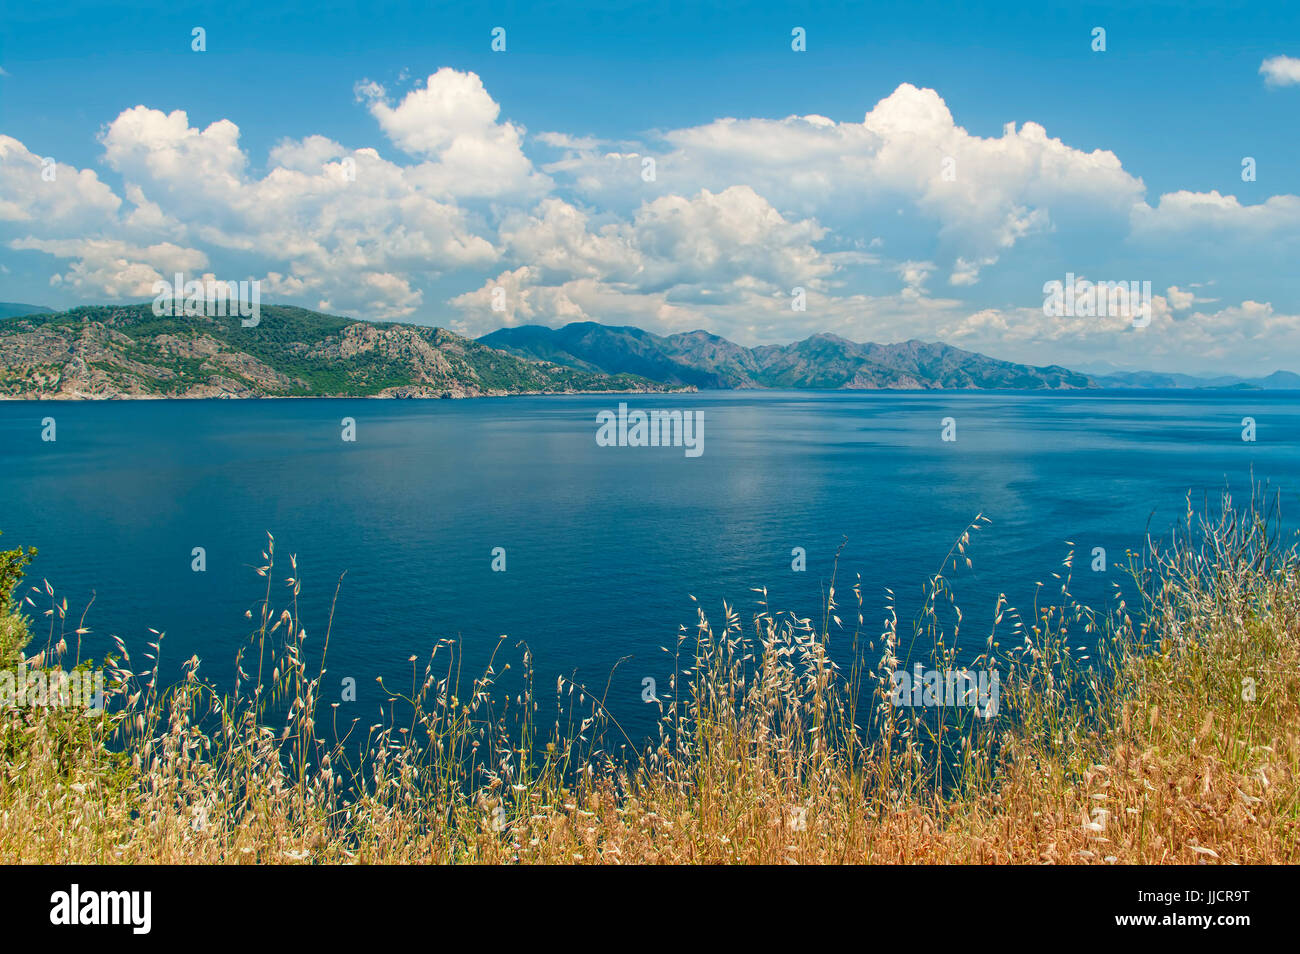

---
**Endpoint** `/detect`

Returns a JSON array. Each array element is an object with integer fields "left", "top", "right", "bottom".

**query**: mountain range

[
  {"left": 1085, "top": 368, "right": 1300, "bottom": 390},
  {"left": 480, "top": 322, "right": 1092, "bottom": 390},
  {"left": 0, "top": 305, "right": 672, "bottom": 399},
  {"left": 481, "top": 322, "right": 1299, "bottom": 391},
  {"left": 0, "top": 302, "right": 54, "bottom": 319},
  {"left": 1, "top": 304, "right": 1295, "bottom": 399}
]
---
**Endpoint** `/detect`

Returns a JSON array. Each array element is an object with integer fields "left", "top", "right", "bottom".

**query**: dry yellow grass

[{"left": 1, "top": 489, "right": 1297, "bottom": 864}]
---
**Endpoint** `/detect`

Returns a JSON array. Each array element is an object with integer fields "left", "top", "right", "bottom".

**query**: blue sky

[{"left": 2, "top": 0, "right": 1298, "bottom": 374}]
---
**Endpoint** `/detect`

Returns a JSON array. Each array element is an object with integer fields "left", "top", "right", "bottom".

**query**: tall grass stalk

[{"left": 1, "top": 488, "right": 1296, "bottom": 863}]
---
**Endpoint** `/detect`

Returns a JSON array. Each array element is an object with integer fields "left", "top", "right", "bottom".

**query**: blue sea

[{"left": 1, "top": 390, "right": 1295, "bottom": 739}]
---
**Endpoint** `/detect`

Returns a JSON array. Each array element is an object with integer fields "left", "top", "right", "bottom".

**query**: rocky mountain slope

[
  {"left": 0, "top": 305, "right": 675, "bottom": 399},
  {"left": 10, "top": 307, "right": 1289, "bottom": 400},
  {"left": 480, "top": 322, "right": 1093, "bottom": 389}
]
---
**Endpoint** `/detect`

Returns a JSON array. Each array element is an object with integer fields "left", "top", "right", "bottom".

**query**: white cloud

[
  {"left": 535, "top": 131, "right": 604, "bottom": 151},
  {"left": 1166, "top": 285, "right": 1195, "bottom": 311},
  {"left": 1260, "top": 55, "right": 1300, "bottom": 87},
  {"left": 450, "top": 186, "right": 835, "bottom": 338},
  {"left": 498, "top": 199, "right": 642, "bottom": 283},
  {"left": 10, "top": 237, "right": 207, "bottom": 297},
  {"left": 950, "top": 256, "right": 996, "bottom": 287},
  {"left": 1132, "top": 189, "right": 1300, "bottom": 235},
  {"left": 8, "top": 86, "right": 507, "bottom": 319},
  {"left": 2, "top": 72, "right": 1298, "bottom": 373},
  {"left": 940, "top": 295, "right": 1300, "bottom": 375},
  {"left": 897, "top": 260, "right": 934, "bottom": 298},
  {"left": 0, "top": 136, "right": 121, "bottom": 230},
  {"left": 357, "top": 68, "right": 549, "bottom": 199},
  {"left": 100, "top": 107, "right": 247, "bottom": 207},
  {"left": 548, "top": 83, "right": 1145, "bottom": 285}
]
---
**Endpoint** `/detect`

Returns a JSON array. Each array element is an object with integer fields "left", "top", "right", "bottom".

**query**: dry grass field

[{"left": 2, "top": 490, "right": 1297, "bottom": 864}]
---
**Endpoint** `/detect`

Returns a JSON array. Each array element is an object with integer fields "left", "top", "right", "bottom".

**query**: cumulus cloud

[
  {"left": 0, "top": 135, "right": 121, "bottom": 230},
  {"left": 1132, "top": 190, "right": 1300, "bottom": 235},
  {"left": 940, "top": 294, "right": 1300, "bottom": 376},
  {"left": 1260, "top": 55, "right": 1300, "bottom": 87},
  {"left": 448, "top": 186, "right": 836, "bottom": 338},
  {"left": 1166, "top": 285, "right": 1195, "bottom": 311},
  {"left": 447, "top": 264, "right": 950, "bottom": 346},
  {"left": 100, "top": 107, "right": 247, "bottom": 205},
  {"left": 10, "top": 237, "right": 207, "bottom": 297},
  {"left": 1, "top": 73, "right": 1297, "bottom": 373},
  {"left": 357, "top": 68, "right": 549, "bottom": 199},
  {"left": 5, "top": 84, "right": 508, "bottom": 319},
  {"left": 546, "top": 84, "right": 1145, "bottom": 285},
  {"left": 1127, "top": 190, "right": 1300, "bottom": 295},
  {"left": 534, "top": 131, "right": 605, "bottom": 151}
]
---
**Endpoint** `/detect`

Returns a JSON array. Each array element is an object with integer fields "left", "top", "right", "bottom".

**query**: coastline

[
  {"left": 0, "top": 385, "right": 698, "bottom": 401},
  {"left": 5, "top": 383, "right": 1294, "bottom": 400}
]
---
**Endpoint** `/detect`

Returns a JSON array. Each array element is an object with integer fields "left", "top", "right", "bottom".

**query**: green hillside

[{"left": 0, "top": 305, "right": 677, "bottom": 399}]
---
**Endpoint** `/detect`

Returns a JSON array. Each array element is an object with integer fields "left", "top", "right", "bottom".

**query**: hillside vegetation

[
  {"left": 481, "top": 321, "right": 1095, "bottom": 389},
  {"left": 0, "top": 305, "right": 674, "bottom": 399}
]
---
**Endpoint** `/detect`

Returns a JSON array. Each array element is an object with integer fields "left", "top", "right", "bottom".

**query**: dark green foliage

[
  {"left": 0, "top": 532, "right": 34, "bottom": 617},
  {"left": 0, "top": 533, "right": 35, "bottom": 665}
]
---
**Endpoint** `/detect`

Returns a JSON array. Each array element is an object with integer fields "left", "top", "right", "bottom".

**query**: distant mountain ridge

[
  {"left": 0, "top": 303, "right": 53, "bottom": 319},
  {"left": 0, "top": 305, "right": 679, "bottom": 399},
  {"left": 481, "top": 321, "right": 1093, "bottom": 390},
  {"left": 1090, "top": 369, "right": 1300, "bottom": 390},
  {"left": 3, "top": 306, "right": 1294, "bottom": 399}
]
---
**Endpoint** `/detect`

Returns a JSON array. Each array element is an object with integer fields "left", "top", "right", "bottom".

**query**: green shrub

[{"left": 0, "top": 533, "right": 35, "bottom": 666}]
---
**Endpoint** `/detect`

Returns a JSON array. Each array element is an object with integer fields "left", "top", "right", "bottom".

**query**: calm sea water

[{"left": 1, "top": 391, "right": 1295, "bottom": 738}]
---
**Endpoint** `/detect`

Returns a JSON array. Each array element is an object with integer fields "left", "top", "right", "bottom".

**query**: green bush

[{"left": 0, "top": 533, "right": 35, "bottom": 666}]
